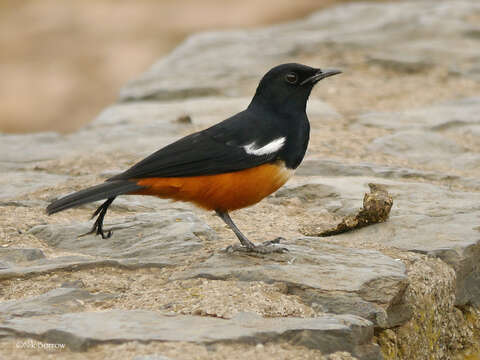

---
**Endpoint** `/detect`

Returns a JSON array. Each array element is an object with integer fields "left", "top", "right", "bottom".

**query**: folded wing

[{"left": 109, "top": 111, "right": 285, "bottom": 180}]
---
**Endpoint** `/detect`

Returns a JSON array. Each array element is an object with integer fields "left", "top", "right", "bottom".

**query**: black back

[{"left": 111, "top": 63, "right": 323, "bottom": 180}]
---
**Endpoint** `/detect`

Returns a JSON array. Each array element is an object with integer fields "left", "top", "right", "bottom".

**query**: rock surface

[
  {"left": 0, "top": 210, "right": 214, "bottom": 279},
  {"left": 133, "top": 356, "right": 174, "bottom": 360},
  {"left": 0, "top": 288, "right": 112, "bottom": 320},
  {"left": 1, "top": 0, "right": 480, "bottom": 359},
  {"left": 29, "top": 210, "right": 213, "bottom": 267},
  {"left": 0, "top": 310, "right": 377, "bottom": 357},
  {"left": 178, "top": 239, "right": 406, "bottom": 328},
  {"left": 120, "top": 1, "right": 480, "bottom": 101},
  {"left": 285, "top": 174, "right": 480, "bottom": 307}
]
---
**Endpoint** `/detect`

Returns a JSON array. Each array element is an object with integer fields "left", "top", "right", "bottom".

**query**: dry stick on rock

[{"left": 319, "top": 183, "right": 393, "bottom": 237}]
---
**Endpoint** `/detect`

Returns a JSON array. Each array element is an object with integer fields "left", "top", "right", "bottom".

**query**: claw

[
  {"left": 101, "top": 230, "right": 112, "bottom": 239},
  {"left": 78, "top": 197, "right": 114, "bottom": 239},
  {"left": 261, "top": 237, "right": 285, "bottom": 246},
  {"left": 225, "top": 237, "right": 288, "bottom": 254}
]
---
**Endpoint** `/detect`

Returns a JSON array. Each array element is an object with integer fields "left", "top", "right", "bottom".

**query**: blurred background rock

[{"left": 0, "top": 0, "right": 373, "bottom": 134}]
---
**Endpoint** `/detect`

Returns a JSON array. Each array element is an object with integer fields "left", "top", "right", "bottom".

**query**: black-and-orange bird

[{"left": 47, "top": 63, "right": 341, "bottom": 253}]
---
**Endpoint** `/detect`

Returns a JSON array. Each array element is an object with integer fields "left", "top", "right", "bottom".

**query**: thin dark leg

[
  {"left": 215, "top": 210, "right": 287, "bottom": 253},
  {"left": 215, "top": 210, "right": 256, "bottom": 249},
  {"left": 79, "top": 197, "right": 115, "bottom": 239}
]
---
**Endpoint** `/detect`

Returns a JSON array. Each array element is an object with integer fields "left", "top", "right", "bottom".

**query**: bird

[{"left": 46, "top": 63, "right": 341, "bottom": 253}]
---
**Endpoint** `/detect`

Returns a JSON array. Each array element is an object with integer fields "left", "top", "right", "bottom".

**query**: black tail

[{"left": 46, "top": 180, "right": 143, "bottom": 215}]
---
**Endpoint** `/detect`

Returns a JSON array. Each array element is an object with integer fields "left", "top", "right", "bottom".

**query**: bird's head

[{"left": 250, "top": 63, "right": 341, "bottom": 115}]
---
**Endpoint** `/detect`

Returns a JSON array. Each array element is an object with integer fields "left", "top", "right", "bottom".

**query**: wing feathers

[
  {"left": 243, "top": 137, "right": 285, "bottom": 156},
  {"left": 110, "top": 111, "right": 284, "bottom": 180}
]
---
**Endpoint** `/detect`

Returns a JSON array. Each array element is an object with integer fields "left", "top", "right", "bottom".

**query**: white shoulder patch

[{"left": 243, "top": 137, "right": 286, "bottom": 156}]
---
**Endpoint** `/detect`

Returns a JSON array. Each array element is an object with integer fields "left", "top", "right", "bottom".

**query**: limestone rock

[
  {"left": 356, "top": 97, "right": 480, "bottom": 132},
  {"left": 0, "top": 310, "right": 378, "bottom": 358},
  {"left": 0, "top": 247, "right": 45, "bottom": 272},
  {"left": 0, "top": 210, "right": 215, "bottom": 279},
  {"left": 297, "top": 159, "right": 480, "bottom": 190},
  {"left": 368, "top": 130, "right": 468, "bottom": 165},
  {"left": 29, "top": 211, "right": 213, "bottom": 265},
  {"left": 0, "top": 247, "right": 45, "bottom": 264},
  {"left": 283, "top": 176, "right": 480, "bottom": 308},
  {"left": 1, "top": 0, "right": 480, "bottom": 358},
  {"left": 120, "top": 1, "right": 480, "bottom": 102},
  {"left": 0, "top": 287, "right": 112, "bottom": 320},
  {"left": 0, "top": 256, "right": 125, "bottom": 280},
  {"left": 0, "top": 171, "right": 69, "bottom": 201},
  {"left": 177, "top": 238, "right": 406, "bottom": 328},
  {"left": 133, "top": 356, "right": 174, "bottom": 360}
]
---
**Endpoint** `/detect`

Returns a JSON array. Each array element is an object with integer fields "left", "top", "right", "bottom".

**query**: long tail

[
  {"left": 46, "top": 180, "right": 143, "bottom": 215},
  {"left": 46, "top": 180, "right": 144, "bottom": 239}
]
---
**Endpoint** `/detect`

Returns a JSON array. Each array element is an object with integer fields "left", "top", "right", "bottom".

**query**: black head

[{"left": 249, "top": 63, "right": 341, "bottom": 115}]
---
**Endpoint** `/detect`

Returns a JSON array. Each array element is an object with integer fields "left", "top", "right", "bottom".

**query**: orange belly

[{"left": 131, "top": 161, "right": 294, "bottom": 211}]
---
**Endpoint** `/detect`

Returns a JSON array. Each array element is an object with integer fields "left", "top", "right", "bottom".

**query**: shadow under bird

[{"left": 47, "top": 63, "right": 341, "bottom": 253}]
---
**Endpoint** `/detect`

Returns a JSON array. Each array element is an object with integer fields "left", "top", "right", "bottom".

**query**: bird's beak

[{"left": 300, "top": 69, "right": 342, "bottom": 85}]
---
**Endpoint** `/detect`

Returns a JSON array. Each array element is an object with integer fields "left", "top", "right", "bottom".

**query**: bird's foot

[
  {"left": 260, "top": 237, "right": 285, "bottom": 247},
  {"left": 78, "top": 227, "right": 112, "bottom": 239},
  {"left": 78, "top": 198, "right": 114, "bottom": 239},
  {"left": 226, "top": 237, "right": 288, "bottom": 254},
  {"left": 78, "top": 219, "right": 112, "bottom": 239}
]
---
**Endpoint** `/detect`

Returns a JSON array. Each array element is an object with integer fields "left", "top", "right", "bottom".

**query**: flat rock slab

[
  {"left": 0, "top": 103, "right": 185, "bottom": 168},
  {"left": 0, "top": 256, "right": 140, "bottom": 280},
  {"left": 357, "top": 97, "right": 480, "bottom": 171},
  {"left": 0, "top": 247, "right": 46, "bottom": 272},
  {"left": 284, "top": 175, "right": 480, "bottom": 307},
  {"left": 29, "top": 210, "right": 213, "bottom": 264},
  {"left": 0, "top": 310, "right": 378, "bottom": 358},
  {"left": 178, "top": 239, "right": 406, "bottom": 328},
  {"left": 0, "top": 210, "right": 214, "bottom": 279},
  {"left": 368, "top": 130, "right": 468, "bottom": 166},
  {"left": 0, "top": 171, "right": 69, "bottom": 200},
  {"left": 121, "top": 0, "right": 480, "bottom": 101},
  {"left": 0, "top": 101, "right": 193, "bottom": 166},
  {"left": 0, "top": 248, "right": 45, "bottom": 264},
  {"left": 356, "top": 97, "right": 480, "bottom": 132},
  {"left": 297, "top": 159, "right": 480, "bottom": 190},
  {"left": 340, "top": 182, "right": 480, "bottom": 308},
  {"left": 0, "top": 288, "right": 113, "bottom": 320}
]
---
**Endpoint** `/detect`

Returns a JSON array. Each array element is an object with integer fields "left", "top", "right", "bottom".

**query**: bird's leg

[
  {"left": 215, "top": 210, "right": 287, "bottom": 254},
  {"left": 215, "top": 210, "right": 255, "bottom": 249},
  {"left": 79, "top": 197, "right": 115, "bottom": 239}
]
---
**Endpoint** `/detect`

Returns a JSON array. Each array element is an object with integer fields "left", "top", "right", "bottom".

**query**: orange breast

[{"left": 131, "top": 161, "right": 294, "bottom": 211}]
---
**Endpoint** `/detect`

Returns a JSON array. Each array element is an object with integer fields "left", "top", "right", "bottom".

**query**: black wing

[{"left": 109, "top": 110, "right": 285, "bottom": 180}]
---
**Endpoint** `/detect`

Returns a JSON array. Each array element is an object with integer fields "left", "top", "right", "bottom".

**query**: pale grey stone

[
  {"left": 0, "top": 288, "right": 113, "bottom": 319},
  {"left": 177, "top": 238, "right": 407, "bottom": 328},
  {"left": 0, "top": 256, "right": 127, "bottom": 280},
  {"left": 0, "top": 248, "right": 45, "bottom": 264},
  {"left": 0, "top": 171, "right": 69, "bottom": 200},
  {"left": 0, "top": 210, "right": 215, "bottom": 279},
  {"left": 120, "top": 1, "right": 480, "bottom": 101},
  {"left": 297, "top": 159, "right": 480, "bottom": 189},
  {"left": 0, "top": 310, "right": 377, "bottom": 358},
  {"left": 368, "top": 131, "right": 467, "bottom": 165},
  {"left": 133, "top": 356, "right": 174, "bottom": 360},
  {"left": 356, "top": 97, "right": 480, "bottom": 131},
  {"left": 1, "top": 1, "right": 480, "bottom": 357},
  {"left": 29, "top": 210, "right": 214, "bottom": 267},
  {"left": 285, "top": 176, "right": 480, "bottom": 307}
]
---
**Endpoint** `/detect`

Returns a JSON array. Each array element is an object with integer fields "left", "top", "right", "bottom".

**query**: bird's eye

[{"left": 285, "top": 72, "right": 298, "bottom": 84}]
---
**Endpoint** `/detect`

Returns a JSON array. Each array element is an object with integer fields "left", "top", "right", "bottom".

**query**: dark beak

[{"left": 300, "top": 69, "right": 342, "bottom": 85}]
